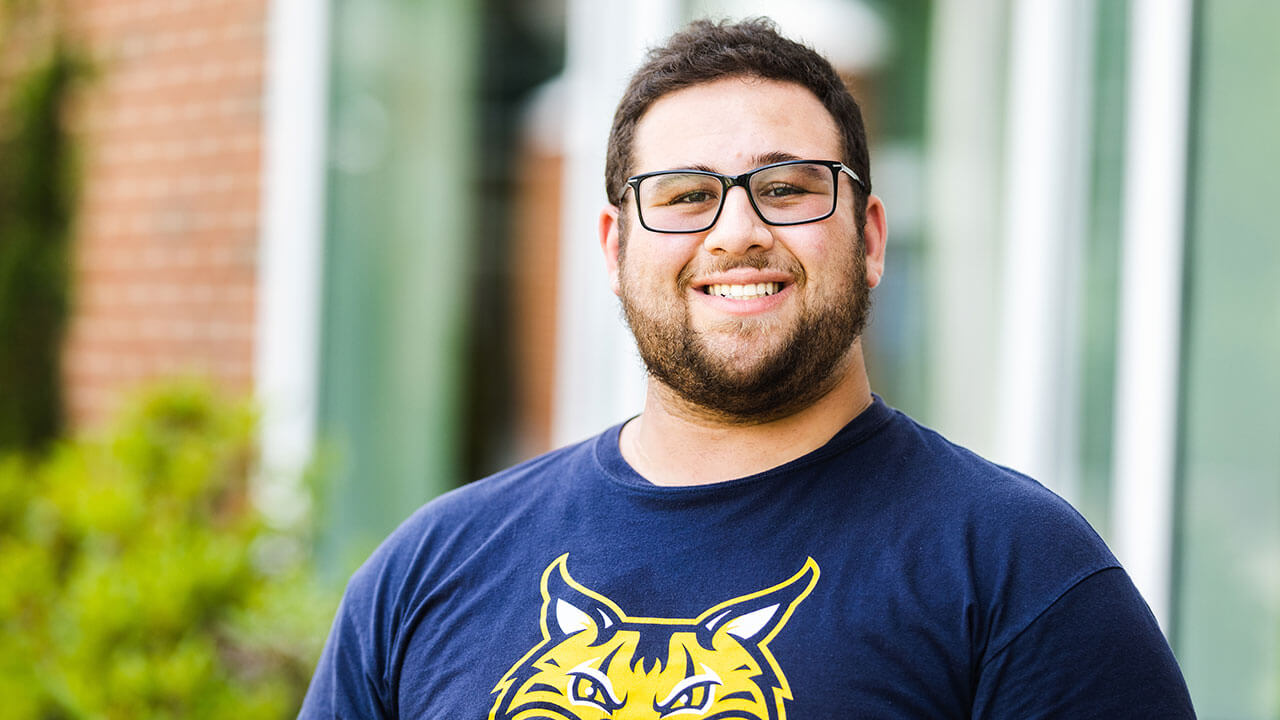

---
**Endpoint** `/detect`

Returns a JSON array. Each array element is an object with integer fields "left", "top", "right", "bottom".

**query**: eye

[
  {"left": 657, "top": 680, "right": 720, "bottom": 716},
  {"left": 757, "top": 182, "right": 810, "bottom": 198},
  {"left": 667, "top": 189, "right": 718, "bottom": 206},
  {"left": 641, "top": 173, "right": 721, "bottom": 209},
  {"left": 569, "top": 671, "right": 625, "bottom": 712}
]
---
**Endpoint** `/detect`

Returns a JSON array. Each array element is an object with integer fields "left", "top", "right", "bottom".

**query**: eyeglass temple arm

[{"left": 838, "top": 164, "right": 868, "bottom": 192}]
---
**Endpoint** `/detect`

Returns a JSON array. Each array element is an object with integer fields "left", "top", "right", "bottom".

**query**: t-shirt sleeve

[
  {"left": 973, "top": 567, "right": 1196, "bottom": 719},
  {"left": 297, "top": 567, "right": 394, "bottom": 719}
]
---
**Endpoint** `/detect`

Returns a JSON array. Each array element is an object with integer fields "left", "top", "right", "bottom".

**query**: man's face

[{"left": 603, "top": 77, "right": 884, "bottom": 423}]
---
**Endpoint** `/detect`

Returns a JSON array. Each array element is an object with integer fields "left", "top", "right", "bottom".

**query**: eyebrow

[{"left": 679, "top": 151, "right": 804, "bottom": 175}]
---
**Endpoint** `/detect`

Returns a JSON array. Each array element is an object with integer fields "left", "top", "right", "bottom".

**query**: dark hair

[{"left": 605, "top": 18, "right": 871, "bottom": 217}]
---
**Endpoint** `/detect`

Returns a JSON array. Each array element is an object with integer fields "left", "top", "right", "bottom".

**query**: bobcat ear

[
  {"left": 539, "top": 555, "right": 625, "bottom": 643},
  {"left": 698, "top": 558, "right": 820, "bottom": 646}
]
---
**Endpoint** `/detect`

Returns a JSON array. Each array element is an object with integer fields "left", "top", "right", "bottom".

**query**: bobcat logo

[{"left": 489, "top": 555, "right": 819, "bottom": 720}]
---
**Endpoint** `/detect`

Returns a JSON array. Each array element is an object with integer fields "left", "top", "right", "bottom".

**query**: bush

[
  {"left": 0, "top": 383, "right": 338, "bottom": 720},
  {"left": 0, "top": 19, "right": 86, "bottom": 453}
]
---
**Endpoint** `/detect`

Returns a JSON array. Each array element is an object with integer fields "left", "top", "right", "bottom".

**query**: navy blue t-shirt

[{"left": 299, "top": 398, "right": 1194, "bottom": 718}]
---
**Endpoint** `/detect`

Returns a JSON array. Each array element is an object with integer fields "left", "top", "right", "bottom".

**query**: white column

[
  {"left": 1111, "top": 0, "right": 1194, "bottom": 632},
  {"left": 925, "top": 0, "right": 1008, "bottom": 456},
  {"left": 993, "top": 0, "right": 1093, "bottom": 495},
  {"left": 552, "top": 0, "right": 683, "bottom": 446},
  {"left": 254, "top": 0, "right": 330, "bottom": 527}
]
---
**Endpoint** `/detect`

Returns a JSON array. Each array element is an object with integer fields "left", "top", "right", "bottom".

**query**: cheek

[{"left": 620, "top": 242, "right": 696, "bottom": 293}]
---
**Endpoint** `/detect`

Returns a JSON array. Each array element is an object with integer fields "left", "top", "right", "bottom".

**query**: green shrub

[
  {"left": 0, "top": 20, "right": 87, "bottom": 454},
  {"left": 0, "top": 383, "right": 338, "bottom": 720}
]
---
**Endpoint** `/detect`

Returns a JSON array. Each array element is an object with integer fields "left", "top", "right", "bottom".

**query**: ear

[
  {"left": 539, "top": 555, "right": 625, "bottom": 644},
  {"left": 600, "top": 205, "right": 623, "bottom": 297},
  {"left": 861, "top": 194, "right": 888, "bottom": 290},
  {"left": 697, "top": 558, "right": 819, "bottom": 648}
]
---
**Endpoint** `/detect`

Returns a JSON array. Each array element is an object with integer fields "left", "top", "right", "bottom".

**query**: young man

[{"left": 300, "top": 19, "right": 1194, "bottom": 719}]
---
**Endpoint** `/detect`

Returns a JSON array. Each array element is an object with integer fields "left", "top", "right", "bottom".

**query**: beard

[{"left": 618, "top": 234, "right": 870, "bottom": 425}]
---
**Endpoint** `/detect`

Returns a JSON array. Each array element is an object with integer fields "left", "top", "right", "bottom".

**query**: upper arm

[
  {"left": 297, "top": 570, "right": 395, "bottom": 719},
  {"left": 973, "top": 567, "right": 1195, "bottom": 719}
]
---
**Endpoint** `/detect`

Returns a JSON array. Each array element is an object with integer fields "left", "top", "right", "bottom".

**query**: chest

[{"left": 387, "top": 546, "right": 980, "bottom": 719}]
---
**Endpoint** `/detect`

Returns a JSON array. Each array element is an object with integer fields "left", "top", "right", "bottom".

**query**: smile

[{"left": 703, "top": 282, "right": 782, "bottom": 299}]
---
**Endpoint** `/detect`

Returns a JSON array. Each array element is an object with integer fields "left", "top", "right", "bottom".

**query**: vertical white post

[
  {"left": 552, "top": 0, "right": 682, "bottom": 446},
  {"left": 994, "top": 0, "right": 1092, "bottom": 495},
  {"left": 925, "top": 0, "right": 1006, "bottom": 455},
  {"left": 255, "top": 0, "right": 330, "bottom": 526},
  {"left": 1111, "top": 0, "right": 1194, "bottom": 632}
]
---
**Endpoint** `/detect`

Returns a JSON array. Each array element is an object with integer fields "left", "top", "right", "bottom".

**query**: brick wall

[{"left": 62, "top": 0, "right": 268, "bottom": 428}]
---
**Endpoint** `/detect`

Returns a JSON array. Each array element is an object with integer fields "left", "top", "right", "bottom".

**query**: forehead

[{"left": 632, "top": 77, "right": 841, "bottom": 175}]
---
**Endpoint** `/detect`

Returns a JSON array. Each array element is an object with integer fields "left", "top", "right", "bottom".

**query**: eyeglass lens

[{"left": 636, "top": 162, "right": 837, "bottom": 232}]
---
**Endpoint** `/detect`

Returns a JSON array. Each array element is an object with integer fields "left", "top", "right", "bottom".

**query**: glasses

[{"left": 621, "top": 159, "right": 865, "bottom": 234}]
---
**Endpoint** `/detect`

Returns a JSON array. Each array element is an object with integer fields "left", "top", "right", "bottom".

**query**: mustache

[{"left": 676, "top": 251, "right": 806, "bottom": 291}]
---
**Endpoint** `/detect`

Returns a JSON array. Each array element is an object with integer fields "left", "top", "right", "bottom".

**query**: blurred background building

[{"left": 14, "top": 0, "right": 1276, "bottom": 715}]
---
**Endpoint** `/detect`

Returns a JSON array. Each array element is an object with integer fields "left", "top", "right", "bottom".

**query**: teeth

[{"left": 706, "top": 282, "right": 781, "bottom": 299}]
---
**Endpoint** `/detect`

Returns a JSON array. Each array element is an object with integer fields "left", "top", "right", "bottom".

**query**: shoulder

[
  {"left": 300, "top": 431, "right": 612, "bottom": 715},
  {"left": 329, "top": 429, "right": 611, "bottom": 640},
  {"left": 861, "top": 408, "right": 1122, "bottom": 638},
  {"left": 973, "top": 566, "right": 1194, "bottom": 715},
  {"left": 350, "top": 430, "right": 605, "bottom": 593},
  {"left": 877, "top": 409, "right": 1107, "bottom": 549}
]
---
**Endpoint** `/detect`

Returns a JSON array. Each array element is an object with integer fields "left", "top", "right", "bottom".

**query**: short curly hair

[{"left": 604, "top": 18, "right": 871, "bottom": 220}]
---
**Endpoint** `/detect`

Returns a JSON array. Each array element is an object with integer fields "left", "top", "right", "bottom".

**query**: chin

[{"left": 697, "top": 338, "right": 790, "bottom": 376}]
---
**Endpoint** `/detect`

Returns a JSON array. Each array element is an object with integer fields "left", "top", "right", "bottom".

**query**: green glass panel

[
  {"left": 317, "top": 0, "right": 478, "bottom": 578},
  {"left": 1076, "top": 0, "right": 1129, "bottom": 541},
  {"left": 1174, "top": 1, "right": 1280, "bottom": 716}
]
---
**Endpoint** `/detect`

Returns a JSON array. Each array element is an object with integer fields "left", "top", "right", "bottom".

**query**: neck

[{"left": 619, "top": 343, "right": 874, "bottom": 486}]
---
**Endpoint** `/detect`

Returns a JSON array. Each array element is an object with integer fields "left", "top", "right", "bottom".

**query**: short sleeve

[
  {"left": 297, "top": 570, "right": 393, "bottom": 719},
  {"left": 973, "top": 567, "right": 1195, "bottom": 719}
]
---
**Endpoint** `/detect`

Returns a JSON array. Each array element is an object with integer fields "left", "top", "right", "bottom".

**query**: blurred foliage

[
  {"left": 0, "top": 3, "right": 85, "bottom": 453},
  {"left": 0, "top": 382, "right": 338, "bottom": 720}
]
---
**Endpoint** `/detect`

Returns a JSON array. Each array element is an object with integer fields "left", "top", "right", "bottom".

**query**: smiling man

[
  {"left": 602, "top": 75, "right": 882, "bottom": 486},
  {"left": 299, "top": 19, "right": 1195, "bottom": 719}
]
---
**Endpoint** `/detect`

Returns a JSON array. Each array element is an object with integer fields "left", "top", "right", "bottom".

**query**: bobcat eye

[
  {"left": 568, "top": 670, "right": 625, "bottom": 712},
  {"left": 657, "top": 679, "right": 720, "bottom": 716}
]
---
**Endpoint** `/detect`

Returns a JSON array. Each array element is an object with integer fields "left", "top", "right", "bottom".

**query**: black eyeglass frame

[{"left": 619, "top": 159, "right": 866, "bottom": 234}]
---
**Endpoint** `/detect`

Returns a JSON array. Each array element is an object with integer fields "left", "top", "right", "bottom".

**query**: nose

[{"left": 703, "top": 186, "right": 774, "bottom": 255}]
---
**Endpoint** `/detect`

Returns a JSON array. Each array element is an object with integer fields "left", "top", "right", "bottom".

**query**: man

[{"left": 300, "top": 19, "right": 1195, "bottom": 718}]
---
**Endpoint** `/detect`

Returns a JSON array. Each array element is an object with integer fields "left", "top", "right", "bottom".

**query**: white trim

[
  {"left": 552, "top": 0, "right": 681, "bottom": 446},
  {"left": 1111, "top": 0, "right": 1194, "bottom": 632},
  {"left": 254, "top": 0, "right": 330, "bottom": 527}
]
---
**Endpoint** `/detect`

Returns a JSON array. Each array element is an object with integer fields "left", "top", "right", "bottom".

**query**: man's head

[
  {"left": 599, "top": 19, "right": 886, "bottom": 424},
  {"left": 605, "top": 18, "right": 871, "bottom": 223}
]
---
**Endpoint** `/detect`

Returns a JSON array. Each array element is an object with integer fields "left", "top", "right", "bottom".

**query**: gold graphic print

[{"left": 488, "top": 555, "right": 819, "bottom": 720}]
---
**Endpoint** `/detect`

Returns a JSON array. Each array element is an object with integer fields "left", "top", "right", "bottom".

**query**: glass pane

[
  {"left": 317, "top": 0, "right": 479, "bottom": 577},
  {"left": 1174, "top": 1, "right": 1280, "bottom": 716},
  {"left": 640, "top": 173, "right": 724, "bottom": 231},
  {"left": 1074, "top": 0, "right": 1129, "bottom": 540},
  {"left": 751, "top": 163, "right": 836, "bottom": 223}
]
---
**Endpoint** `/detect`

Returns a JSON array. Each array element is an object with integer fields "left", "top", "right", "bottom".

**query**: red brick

[{"left": 61, "top": 0, "right": 268, "bottom": 430}]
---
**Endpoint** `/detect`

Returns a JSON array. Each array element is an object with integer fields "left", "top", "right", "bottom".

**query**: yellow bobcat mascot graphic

[{"left": 489, "top": 555, "right": 819, "bottom": 720}]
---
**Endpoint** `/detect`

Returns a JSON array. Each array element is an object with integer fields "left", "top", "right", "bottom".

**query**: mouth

[{"left": 701, "top": 282, "right": 784, "bottom": 299}]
